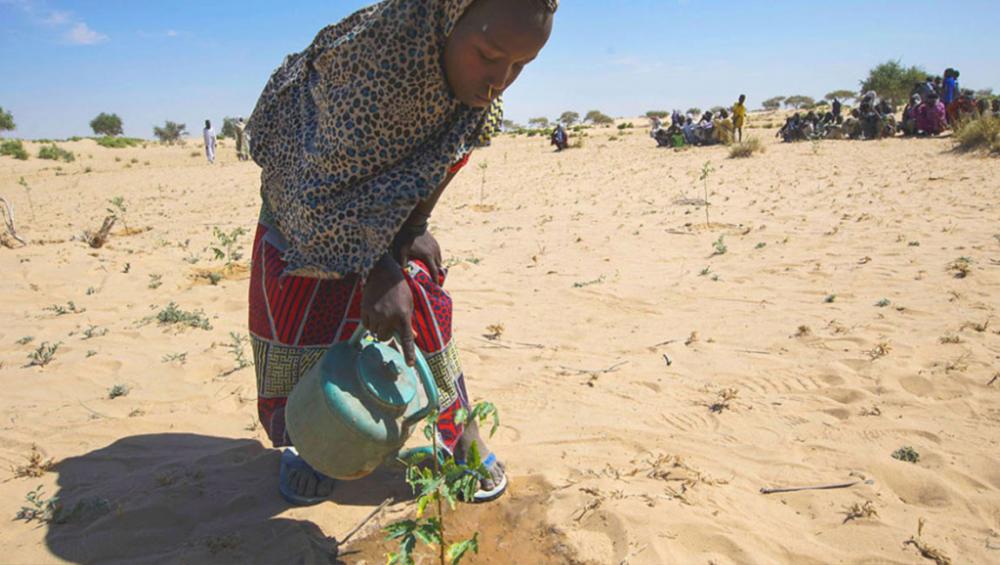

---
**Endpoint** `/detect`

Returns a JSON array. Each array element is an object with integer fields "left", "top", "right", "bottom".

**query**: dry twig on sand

[
  {"left": 904, "top": 537, "right": 952, "bottom": 565},
  {"left": 84, "top": 215, "right": 117, "bottom": 249},
  {"left": 340, "top": 497, "right": 394, "bottom": 546},
  {"left": 0, "top": 196, "right": 27, "bottom": 247},
  {"left": 760, "top": 479, "right": 873, "bottom": 495}
]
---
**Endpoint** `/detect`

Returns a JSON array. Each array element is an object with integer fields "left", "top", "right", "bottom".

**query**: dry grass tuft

[
  {"left": 843, "top": 500, "right": 878, "bottom": 523},
  {"left": 729, "top": 137, "right": 766, "bottom": 159},
  {"left": 953, "top": 116, "right": 1000, "bottom": 154},
  {"left": 12, "top": 445, "right": 55, "bottom": 478}
]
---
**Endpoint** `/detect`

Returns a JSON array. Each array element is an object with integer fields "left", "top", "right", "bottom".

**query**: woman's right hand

[{"left": 361, "top": 254, "right": 417, "bottom": 366}]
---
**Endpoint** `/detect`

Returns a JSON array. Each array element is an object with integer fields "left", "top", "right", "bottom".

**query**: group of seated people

[
  {"left": 651, "top": 109, "right": 735, "bottom": 148},
  {"left": 777, "top": 71, "right": 997, "bottom": 143}
]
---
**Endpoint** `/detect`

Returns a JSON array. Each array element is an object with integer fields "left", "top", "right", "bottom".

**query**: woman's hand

[
  {"left": 397, "top": 231, "right": 443, "bottom": 284},
  {"left": 361, "top": 254, "right": 417, "bottom": 366}
]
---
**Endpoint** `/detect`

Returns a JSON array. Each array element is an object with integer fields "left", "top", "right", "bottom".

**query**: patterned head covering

[{"left": 248, "top": 0, "right": 513, "bottom": 279}]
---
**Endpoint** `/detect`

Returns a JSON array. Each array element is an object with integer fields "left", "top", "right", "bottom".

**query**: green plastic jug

[{"left": 285, "top": 325, "right": 440, "bottom": 480}]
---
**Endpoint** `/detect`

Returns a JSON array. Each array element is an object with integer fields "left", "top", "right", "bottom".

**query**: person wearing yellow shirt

[{"left": 732, "top": 94, "right": 748, "bottom": 142}]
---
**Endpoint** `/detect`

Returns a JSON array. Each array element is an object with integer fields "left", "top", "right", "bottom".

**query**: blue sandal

[
  {"left": 279, "top": 448, "right": 335, "bottom": 506},
  {"left": 461, "top": 452, "right": 508, "bottom": 503}
]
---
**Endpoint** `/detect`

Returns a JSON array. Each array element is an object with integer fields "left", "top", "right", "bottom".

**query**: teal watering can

[{"left": 285, "top": 325, "right": 440, "bottom": 480}]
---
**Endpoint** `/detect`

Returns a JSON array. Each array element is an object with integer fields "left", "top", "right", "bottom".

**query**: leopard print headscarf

[{"left": 247, "top": 0, "right": 499, "bottom": 279}]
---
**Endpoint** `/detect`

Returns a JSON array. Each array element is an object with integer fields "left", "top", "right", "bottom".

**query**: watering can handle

[{"left": 348, "top": 324, "right": 440, "bottom": 426}]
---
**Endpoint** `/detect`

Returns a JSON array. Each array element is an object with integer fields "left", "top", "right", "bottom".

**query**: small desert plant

[
  {"left": 211, "top": 227, "right": 248, "bottom": 266},
  {"left": 27, "top": 342, "right": 61, "bottom": 367},
  {"left": 13, "top": 445, "right": 55, "bottom": 478},
  {"left": 0, "top": 106, "right": 14, "bottom": 135},
  {"left": 953, "top": 115, "right": 999, "bottom": 154},
  {"left": 729, "top": 137, "right": 765, "bottom": 158},
  {"left": 16, "top": 336, "right": 34, "bottom": 345},
  {"left": 108, "top": 384, "right": 130, "bottom": 399},
  {"left": 385, "top": 403, "right": 499, "bottom": 565},
  {"left": 153, "top": 121, "right": 187, "bottom": 144},
  {"left": 162, "top": 352, "right": 188, "bottom": 364},
  {"left": 37, "top": 144, "right": 75, "bottom": 162},
  {"left": 699, "top": 161, "right": 715, "bottom": 226},
  {"left": 224, "top": 332, "right": 252, "bottom": 374},
  {"left": 875, "top": 298, "right": 891, "bottom": 308},
  {"left": 843, "top": 501, "right": 878, "bottom": 523},
  {"left": 106, "top": 196, "right": 129, "bottom": 233},
  {"left": 711, "top": 235, "right": 727, "bottom": 256},
  {"left": 15, "top": 486, "right": 61, "bottom": 523},
  {"left": 45, "top": 301, "right": 85, "bottom": 315},
  {"left": 709, "top": 388, "right": 739, "bottom": 413},
  {"left": 483, "top": 323, "right": 504, "bottom": 341},
  {"left": 95, "top": 136, "right": 141, "bottom": 149},
  {"left": 81, "top": 325, "right": 108, "bottom": 340},
  {"left": 156, "top": 302, "right": 212, "bottom": 330},
  {"left": 572, "top": 275, "right": 605, "bottom": 288},
  {"left": 824, "top": 294, "right": 837, "bottom": 303},
  {"left": 148, "top": 274, "right": 162, "bottom": 289},
  {"left": 891, "top": 446, "right": 920, "bottom": 463},
  {"left": 0, "top": 139, "right": 29, "bottom": 160}
]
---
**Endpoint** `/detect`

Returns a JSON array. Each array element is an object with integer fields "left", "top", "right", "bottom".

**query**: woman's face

[{"left": 444, "top": 0, "right": 553, "bottom": 108}]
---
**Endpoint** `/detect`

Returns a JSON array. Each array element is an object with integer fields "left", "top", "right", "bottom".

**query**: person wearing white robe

[{"left": 203, "top": 120, "right": 217, "bottom": 164}]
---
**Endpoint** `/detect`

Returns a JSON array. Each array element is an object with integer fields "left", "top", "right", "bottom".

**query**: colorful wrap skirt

[{"left": 247, "top": 210, "right": 471, "bottom": 454}]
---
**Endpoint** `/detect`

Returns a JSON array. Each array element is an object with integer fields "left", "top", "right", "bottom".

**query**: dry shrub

[
  {"left": 953, "top": 116, "right": 1000, "bottom": 154},
  {"left": 729, "top": 137, "right": 765, "bottom": 158}
]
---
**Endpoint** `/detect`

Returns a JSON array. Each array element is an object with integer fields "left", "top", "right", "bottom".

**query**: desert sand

[{"left": 1, "top": 120, "right": 998, "bottom": 564}]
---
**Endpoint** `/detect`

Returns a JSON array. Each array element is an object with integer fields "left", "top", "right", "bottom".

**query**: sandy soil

[{"left": 1, "top": 121, "right": 998, "bottom": 564}]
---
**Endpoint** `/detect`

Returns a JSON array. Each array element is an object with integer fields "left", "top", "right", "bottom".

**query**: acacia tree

[
  {"left": 0, "top": 106, "right": 14, "bottom": 137},
  {"left": 761, "top": 96, "right": 785, "bottom": 110},
  {"left": 860, "top": 60, "right": 927, "bottom": 107},
  {"left": 528, "top": 117, "right": 550, "bottom": 129},
  {"left": 824, "top": 90, "right": 856, "bottom": 102},
  {"left": 558, "top": 111, "right": 579, "bottom": 127},
  {"left": 645, "top": 110, "right": 669, "bottom": 119},
  {"left": 686, "top": 107, "right": 702, "bottom": 117},
  {"left": 220, "top": 117, "right": 239, "bottom": 139},
  {"left": 90, "top": 113, "right": 124, "bottom": 136},
  {"left": 584, "top": 110, "right": 614, "bottom": 125},
  {"left": 784, "top": 95, "right": 815, "bottom": 109},
  {"left": 153, "top": 121, "right": 187, "bottom": 144}
]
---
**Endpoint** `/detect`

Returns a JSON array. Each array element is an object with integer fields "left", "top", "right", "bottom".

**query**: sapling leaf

[
  {"left": 447, "top": 533, "right": 480, "bottom": 565},
  {"left": 454, "top": 407, "right": 468, "bottom": 426}
]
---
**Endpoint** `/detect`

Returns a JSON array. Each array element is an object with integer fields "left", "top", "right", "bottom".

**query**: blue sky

[{"left": 2, "top": 0, "right": 998, "bottom": 139}]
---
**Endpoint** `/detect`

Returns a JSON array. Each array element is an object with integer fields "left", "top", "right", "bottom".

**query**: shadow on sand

[{"left": 43, "top": 433, "right": 413, "bottom": 564}]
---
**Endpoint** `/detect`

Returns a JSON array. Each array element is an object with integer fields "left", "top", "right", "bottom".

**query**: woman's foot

[
  {"left": 453, "top": 418, "right": 507, "bottom": 498},
  {"left": 279, "top": 448, "right": 335, "bottom": 506}
]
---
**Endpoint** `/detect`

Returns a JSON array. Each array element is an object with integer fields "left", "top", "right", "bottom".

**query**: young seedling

[
  {"left": 16, "top": 336, "right": 34, "bottom": 345},
  {"left": 824, "top": 294, "right": 837, "bottom": 303},
  {"left": 162, "top": 352, "right": 188, "bottom": 365},
  {"left": 222, "top": 332, "right": 252, "bottom": 375},
  {"left": 156, "top": 302, "right": 212, "bottom": 330},
  {"left": 699, "top": 161, "right": 715, "bottom": 227},
  {"left": 572, "top": 275, "right": 605, "bottom": 288},
  {"left": 106, "top": 196, "right": 129, "bottom": 234},
  {"left": 148, "top": 274, "right": 163, "bottom": 289},
  {"left": 709, "top": 388, "right": 738, "bottom": 413},
  {"left": 385, "top": 403, "right": 499, "bottom": 565},
  {"left": 755, "top": 242, "right": 767, "bottom": 249},
  {"left": 15, "top": 485, "right": 60, "bottom": 523},
  {"left": 947, "top": 256, "right": 972, "bottom": 278},
  {"left": 211, "top": 226, "right": 248, "bottom": 267},
  {"left": 17, "top": 177, "right": 35, "bottom": 221},
  {"left": 712, "top": 235, "right": 727, "bottom": 256},
  {"left": 698, "top": 267, "right": 712, "bottom": 277},
  {"left": 874, "top": 298, "right": 891, "bottom": 308},
  {"left": 27, "top": 342, "right": 61, "bottom": 367}
]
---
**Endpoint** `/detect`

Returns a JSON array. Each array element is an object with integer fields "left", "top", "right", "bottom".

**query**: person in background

[
  {"left": 235, "top": 117, "right": 249, "bottom": 161},
  {"left": 831, "top": 97, "right": 843, "bottom": 123},
  {"left": 732, "top": 94, "right": 747, "bottom": 143},
  {"left": 203, "top": 120, "right": 217, "bottom": 164},
  {"left": 682, "top": 116, "right": 697, "bottom": 145},
  {"left": 714, "top": 108, "right": 734, "bottom": 145},
  {"left": 901, "top": 94, "right": 921, "bottom": 136},
  {"left": 550, "top": 123, "right": 569, "bottom": 151},
  {"left": 915, "top": 92, "right": 947, "bottom": 136},
  {"left": 941, "top": 70, "right": 958, "bottom": 106}
]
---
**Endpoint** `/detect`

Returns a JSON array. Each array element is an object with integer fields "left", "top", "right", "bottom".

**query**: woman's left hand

[{"left": 397, "top": 231, "right": 443, "bottom": 284}]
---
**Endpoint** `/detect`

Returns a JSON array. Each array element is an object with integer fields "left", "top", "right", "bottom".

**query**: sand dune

[{"left": 1, "top": 124, "right": 998, "bottom": 563}]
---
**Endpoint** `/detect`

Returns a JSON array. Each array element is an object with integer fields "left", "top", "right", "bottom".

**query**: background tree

[
  {"left": 500, "top": 119, "right": 519, "bottom": 131},
  {"left": 761, "top": 96, "right": 785, "bottom": 111},
  {"left": 558, "top": 111, "right": 580, "bottom": 127},
  {"left": 0, "top": 106, "right": 15, "bottom": 137},
  {"left": 974, "top": 88, "right": 994, "bottom": 99},
  {"left": 89, "top": 112, "right": 124, "bottom": 137},
  {"left": 686, "top": 107, "right": 702, "bottom": 117},
  {"left": 784, "top": 95, "right": 815, "bottom": 109},
  {"left": 709, "top": 106, "right": 725, "bottom": 115},
  {"left": 824, "top": 90, "right": 856, "bottom": 102},
  {"left": 153, "top": 121, "right": 187, "bottom": 144},
  {"left": 528, "top": 117, "right": 550, "bottom": 129},
  {"left": 220, "top": 117, "right": 239, "bottom": 139},
  {"left": 645, "top": 110, "right": 669, "bottom": 119},
  {"left": 584, "top": 110, "right": 614, "bottom": 125},
  {"left": 860, "top": 59, "right": 927, "bottom": 107}
]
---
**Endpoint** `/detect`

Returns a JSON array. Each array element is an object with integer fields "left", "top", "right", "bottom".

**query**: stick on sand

[
  {"left": 760, "top": 479, "right": 873, "bottom": 495},
  {"left": 339, "top": 497, "right": 394, "bottom": 545}
]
